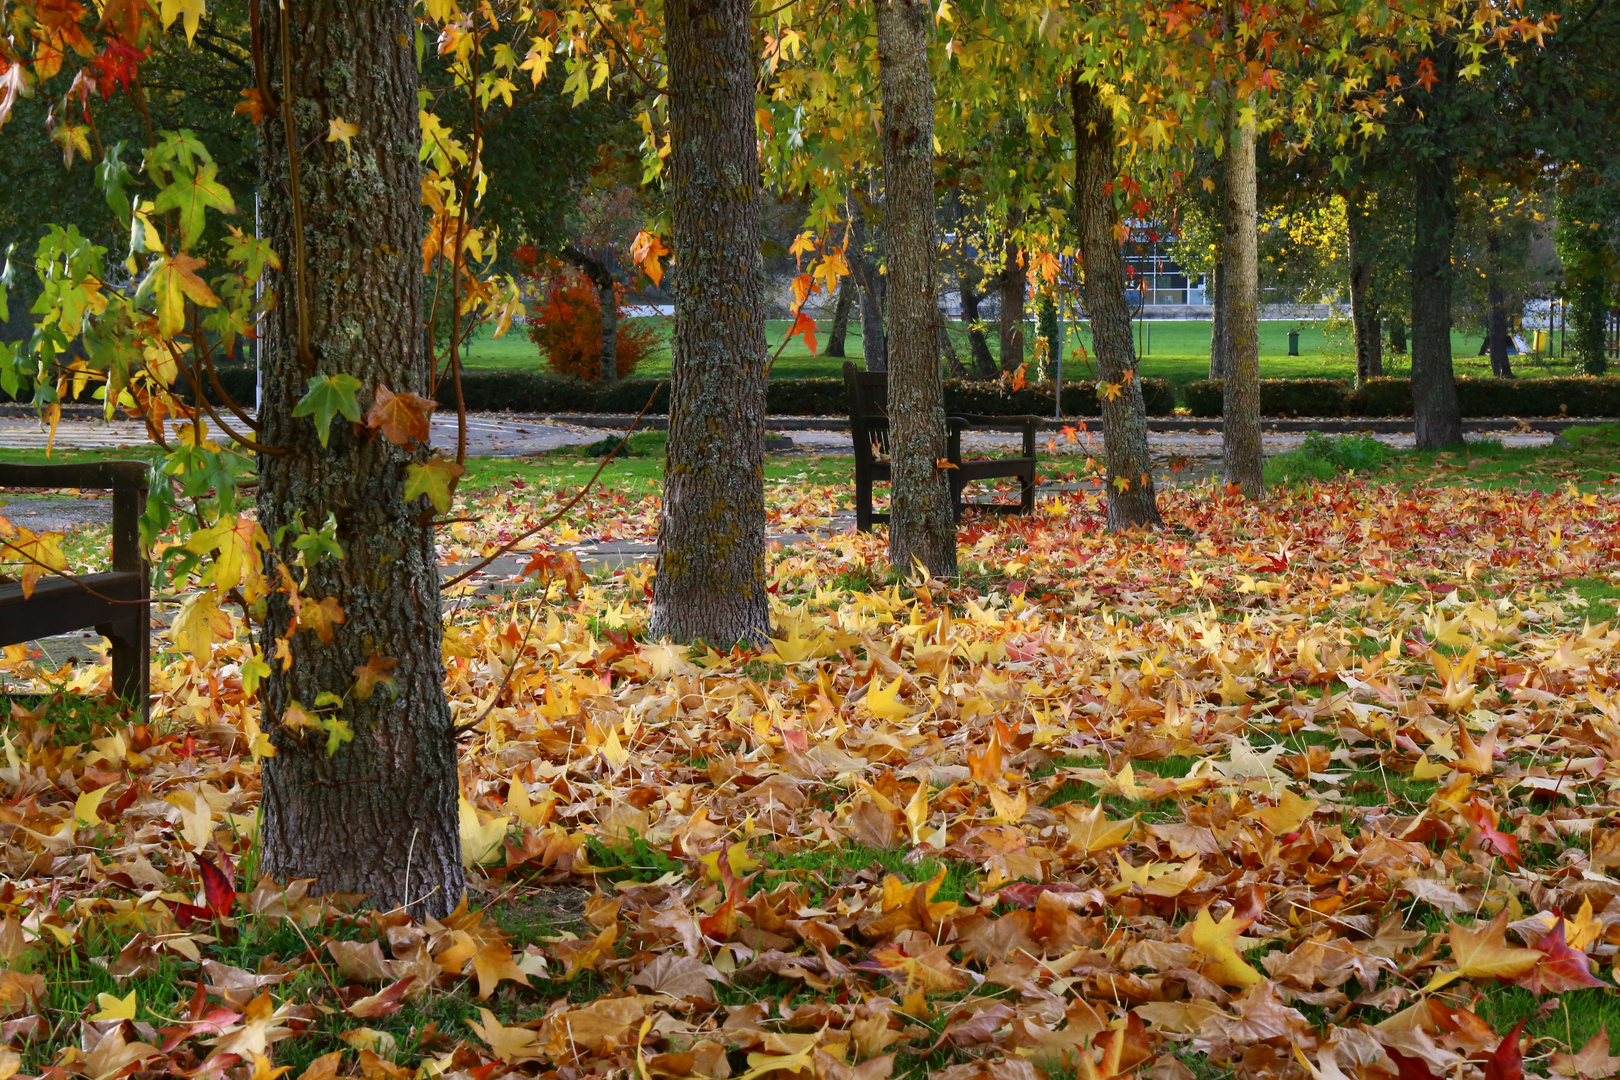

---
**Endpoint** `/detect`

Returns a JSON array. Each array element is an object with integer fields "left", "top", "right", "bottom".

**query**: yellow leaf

[
  {"left": 507, "top": 780, "right": 551, "bottom": 829},
  {"left": 91, "top": 989, "right": 137, "bottom": 1021},
  {"left": 458, "top": 796, "right": 510, "bottom": 867},
  {"left": 1190, "top": 904, "right": 1262, "bottom": 987},
  {"left": 469, "top": 1006, "right": 538, "bottom": 1062},
  {"left": 864, "top": 675, "right": 912, "bottom": 723},
  {"left": 326, "top": 117, "right": 359, "bottom": 152},
  {"left": 470, "top": 941, "right": 531, "bottom": 1000},
  {"left": 74, "top": 784, "right": 112, "bottom": 829},
  {"left": 1063, "top": 802, "right": 1135, "bottom": 854},
  {"left": 1411, "top": 754, "right": 1450, "bottom": 780},
  {"left": 173, "top": 591, "right": 232, "bottom": 657},
  {"left": 1248, "top": 790, "right": 1319, "bottom": 835},
  {"left": 1424, "top": 910, "right": 1543, "bottom": 991},
  {"left": 699, "top": 841, "right": 759, "bottom": 882},
  {"left": 159, "top": 0, "right": 206, "bottom": 42}
]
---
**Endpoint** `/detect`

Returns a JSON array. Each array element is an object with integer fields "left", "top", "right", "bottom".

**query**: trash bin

[{"left": 1288, "top": 330, "right": 1300, "bottom": 356}]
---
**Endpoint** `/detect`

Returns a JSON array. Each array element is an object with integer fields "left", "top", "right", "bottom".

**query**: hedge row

[
  {"left": 166, "top": 369, "right": 1177, "bottom": 418},
  {"left": 1185, "top": 377, "right": 1620, "bottom": 418}
]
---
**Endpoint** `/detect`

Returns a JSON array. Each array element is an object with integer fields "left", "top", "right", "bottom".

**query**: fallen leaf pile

[{"left": 2, "top": 475, "right": 1620, "bottom": 1080}]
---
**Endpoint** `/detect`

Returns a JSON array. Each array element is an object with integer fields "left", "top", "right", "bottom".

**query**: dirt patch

[{"left": 485, "top": 884, "right": 593, "bottom": 944}]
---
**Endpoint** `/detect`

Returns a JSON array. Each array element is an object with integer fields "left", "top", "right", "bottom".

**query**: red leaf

[
  {"left": 1385, "top": 1049, "right": 1441, "bottom": 1080},
  {"left": 1522, "top": 920, "right": 1605, "bottom": 995},
  {"left": 1485, "top": 1020, "right": 1527, "bottom": 1080},
  {"left": 786, "top": 311, "right": 818, "bottom": 356},
  {"left": 1463, "top": 799, "right": 1521, "bottom": 869},
  {"left": 198, "top": 856, "right": 235, "bottom": 918}
]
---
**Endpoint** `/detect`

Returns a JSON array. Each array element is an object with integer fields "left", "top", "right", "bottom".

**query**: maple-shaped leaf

[
  {"left": 405, "top": 456, "right": 465, "bottom": 513},
  {"left": 173, "top": 590, "right": 232, "bottom": 657},
  {"left": 291, "top": 373, "right": 363, "bottom": 448},
  {"left": 1425, "top": 911, "right": 1543, "bottom": 991},
  {"left": 864, "top": 675, "right": 912, "bottom": 723},
  {"left": 351, "top": 654, "right": 398, "bottom": 701},
  {"left": 784, "top": 310, "right": 818, "bottom": 355},
  {"left": 153, "top": 160, "right": 236, "bottom": 248},
  {"left": 471, "top": 940, "right": 531, "bottom": 1000},
  {"left": 1462, "top": 799, "right": 1521, "bottom": 868},
  {"left": 1551, "top": 1027, "right": 1620, "bottom": 1079},
  {"left": 469, "top": 1006, "right": 539, "bottom": 1062},
  {"left": 521, "top": 548, "right": 586, "bottom": 596},
  {"left": 297, "top": 596, "right": 345, "bottom": 645},
  {"left": 4, "top": 526, "right": 66, "bottom": 599},
  {"left": 1077, "top": 1013, "right": 1154, "bottom": 1080},
  {"left": 1485, "top": 1021, "right": 1527, "bottom": 1080},
  {"left": 855, "top": 935, "right": 968, "bottom": 995},
  {"left": 1385, "top": 1048, "right": 1442, "bottom": 1080},
  {"left": 628, "top": 230, "right": 669, "bottom": 285},
  {"left": 1520, "top": 919, "right": 1605, "bottom": 995},
  {"left": 138, "top": 252, "right": 220, "bottom": 336},
  {"left": 364, "top": 383, "right": 434, "bottom": 447},
  {"left": 1249, "top": 790, "right": 1320, "bottom": 835},
  {"left": 345, "top": 977, "right": 416, "bottom": 1019},
  {"left": 1062, "top": 802, "right": 1135, "bottom": 855},
  {"left": 1189, "top": 905, "right": 1262, "bottom": 987}
]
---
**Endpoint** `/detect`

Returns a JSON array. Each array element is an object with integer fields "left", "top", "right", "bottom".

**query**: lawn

[{"left": 468, "top": 316, "right": 1587, "bottom": 387}]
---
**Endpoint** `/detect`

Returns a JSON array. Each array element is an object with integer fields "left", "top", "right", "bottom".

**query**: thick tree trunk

[
  {"left": 877, "top": 0, "right": 955, "bottom": 577},
  {"left": 960, "top": 274, "right": 996, "bottom": 375},
  {"left": 998, "top": 232, "right": 1027, "bottom": 373},
  {"left": 1070, "top": 75, "right": 1162, "bottom": 530},
  {"left": 257, "top": 0, "right": 462, "bottom": 917},
  {"left": 1220, "top": 107, "right": 1263, "bottom": 499},
  {"left": 1485, "top": 230, "right": 1514, "bottom": 378},
  {"left": 1347, "top": 191, "right": 1383, "bottom": 383},
  {"left": 1410, "top": 143, "right": 1463, "bottom": 449},
  {"left": 826, "top": 277, "right": 853, "bottom": 358},
  {"left": 648, "top": 0, "right": 768, "bottom": 644},
  {"left": 849, "top": 190, "right": 887, "bottom": 371},
  {"left": 1209, "top": 258, "right": 1228, "bottom": 379}
]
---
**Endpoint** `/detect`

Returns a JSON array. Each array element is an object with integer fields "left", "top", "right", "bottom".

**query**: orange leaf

[{"left": 364, "top": 383, "right": 435, "bottom": 447}]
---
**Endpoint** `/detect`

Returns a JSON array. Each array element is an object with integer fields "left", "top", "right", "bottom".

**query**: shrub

[
  {"left": 526, "top": 272, "right": 656, "bottom": 382},
  {"left": 1265, "top": 432, "right": 1391, "bottom": 486}
]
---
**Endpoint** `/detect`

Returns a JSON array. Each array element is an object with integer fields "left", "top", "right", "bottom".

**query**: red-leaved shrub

[{"left": 525, "top": 268, "right": 654, "bottom": 382}]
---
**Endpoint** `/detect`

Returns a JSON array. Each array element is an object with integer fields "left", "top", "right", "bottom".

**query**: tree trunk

[
  {"left": 1209, "top": 257, "right": 1228, "bottom": 379},
  {"left": 960, "top": 274, "right": 996, "bottom": 375},
  {"left": 849, "top": 189, "right": 887, "bottom": 371},
  {"left": 1410, "top": 141, "right": 1463, "bottom": 449},
  {"left": 1070, "top": 74, "right": 1162, "bottom": 530},
  {"left": 1220, "top": 106, "right": 1263, "bottom": 499},
  {"left": 563, "top": 247, "right": 619, "bottom": 383},
  {"left": 257, "top": 0, "right": 462, "bottom": 917},
  {"left": 1387, "top": 315, "right": 1406, "bottom": 354},
  {"left": 826, "top": 277, "right": 853, "bottom": 358},
  {"left": 1347, "top": 190, "right": 1383, "bottom": 383},
  {"left": 1485, "top": 230, "right": 1514, "bottom": 378},
  {"left": 1567, "top": 228, "right": 1608, "bottom": 375},
  {"left": 1037, "top": 292, "right": 1060, "bottom": 380},
  {"left": 877, "top": 0, "right": 955, "bottom": 577},
  {"left": 998, "top": 231, "right": 1027, "bottom": 373},
  {"left": 648, "top": 0, "right": 768, "bottom": 644}
]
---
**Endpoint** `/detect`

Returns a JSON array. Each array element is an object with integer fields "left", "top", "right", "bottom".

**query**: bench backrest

[
  {"left": 842, "top": 362, "right": 890, "bottom": 459},
  {"left": 0, "top": 460, "right": 149, "bottom": 573}
]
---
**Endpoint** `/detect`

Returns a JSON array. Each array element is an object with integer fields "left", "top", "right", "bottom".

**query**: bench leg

[
  {"left": 1021, "top": 464, "right": 1037, "bottom": 514},
  {"left": 98, "top": 616, "right": 150, "bottom": 719},
  {"left": 855, "top": 468, "right": 873, "bottom": 532}
]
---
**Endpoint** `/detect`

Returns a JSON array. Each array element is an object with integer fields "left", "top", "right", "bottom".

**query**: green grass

[
  {"left": 466, "top": 317, "right": 1587, "bottom": 388},
  {"left": 1562, "top": 578, "right": 1620, "bottom": 623},
  {"left": 758, "top": 840, "right": 976, "bottom": 905}
]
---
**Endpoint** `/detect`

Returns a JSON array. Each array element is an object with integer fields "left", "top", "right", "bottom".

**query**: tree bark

[
  {"left": 960, "top": 273, "right": 996, "bottom": 375},
  {"left": 1209, "top": 257, "right": 1229, "bottom": 379},
  {"left": 1346, "top": 190, "right": 1383, "bottom": 383},
  {"left": 648, "top": 0, "right": 768, "bottom": 644},
  {"left": 1410, "top": 142, "right": 1463, "bottom": 449},
  {"left": 998, "top": 231, "right": 1027, "bottom": 373},
  {"left": 1566, "top": 227, "right": 1608, "bottom": 375},
  {"left": 826, "top": 276, "right": 853, "bottom": 358},
  {"left": 1070, "top": 74, "right": 1162, "bottom": 530},
  {"left": 1220, "top": 106, "right": 1263, "bottom": 499},
  {"left": 563, "top": 247, "right": 618, "bottom": 384},
  {"left": 257, "top": 0, "right": 462, "bottom": 917},
  {"left": 849, "top": 189, "right": 887, "bottom": 371},
  {"left": 1485, "top": 230, "right": 1514, "bottom": 378},
  {"left": 877, "top": 0, "right": 955, "bottom": 577}
]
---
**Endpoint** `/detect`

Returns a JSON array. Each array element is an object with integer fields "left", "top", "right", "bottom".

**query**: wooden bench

[
  {"left": 843, "top": 361, "right": 1038, "bottom": 532},
  {"left": 0, "top": 461, "right": 150, "bottom": 716}
]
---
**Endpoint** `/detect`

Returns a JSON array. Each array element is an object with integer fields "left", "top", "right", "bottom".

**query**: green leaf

[
  {"left": 292, "top": 374, "right": 363, "bottom": 448},
  {"left": 404, "top": 456, "right": 465, "bottom": 513},
  {"left": 316, "top": 715, "right": 354, "bottom": 757},
  {"left": 240, "top": 654, "right": 271, "bottom": 698},
  {"left": 96, "top": 144, "right": 137, "bottom": 227},
  {"left": 153, "top": 161, "right": 236, "bottom": 249}
]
